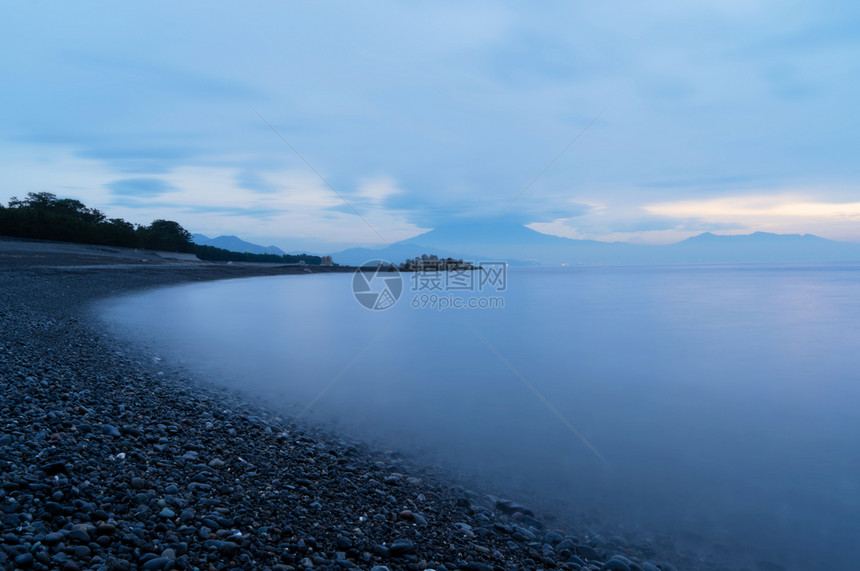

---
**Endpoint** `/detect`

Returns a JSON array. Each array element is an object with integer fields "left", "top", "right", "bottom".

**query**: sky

[{"left": 1, "top": 1, "right": 859, "bottom": 252}]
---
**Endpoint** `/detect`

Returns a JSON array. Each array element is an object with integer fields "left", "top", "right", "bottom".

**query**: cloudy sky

[{"left": 2, "top": 1, "right": 859, "bottom": 251}]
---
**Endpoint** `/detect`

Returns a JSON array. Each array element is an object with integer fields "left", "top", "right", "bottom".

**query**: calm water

[{"left": 99, "top": 265, "right": 860, "bottom": 569}]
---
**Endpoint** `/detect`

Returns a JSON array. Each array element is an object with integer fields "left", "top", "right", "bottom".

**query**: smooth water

[{"left": 99, "top": 265, "right": 860, "bottom": 569}]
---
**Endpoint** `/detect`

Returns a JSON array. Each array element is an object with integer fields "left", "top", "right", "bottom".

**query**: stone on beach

[{"left": 0, "top": 263, "right": 696, "bottom": 571}]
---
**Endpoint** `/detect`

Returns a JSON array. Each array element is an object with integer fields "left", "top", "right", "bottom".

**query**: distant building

[
  {"left": 320, "top": 255, "right": 333, "bottom": 266},
  {"left": 399, "top": 255, "right": 477, "bottom": 272}
]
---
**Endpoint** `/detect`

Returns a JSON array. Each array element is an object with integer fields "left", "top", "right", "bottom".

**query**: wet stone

[
  {"left": 102, "top": 424, "right": 121, "bottom": 437},
  {"left": 387, "top": 538, "right": 415, "bottom": 557}
]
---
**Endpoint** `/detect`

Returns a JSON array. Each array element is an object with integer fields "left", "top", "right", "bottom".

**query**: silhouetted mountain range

[
  {"left": 191, "top": 234, "right": 289, "bottom": 256},
  {"left": 329, "top": 224, "right": 860, "bottom": 266},
  {"left": 192, "top": 226, "right": 860, "bottom": 266}
]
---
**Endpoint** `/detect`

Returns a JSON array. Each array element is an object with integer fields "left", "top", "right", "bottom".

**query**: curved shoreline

[{"left": 0, "top": 264, "right": 697, "bottom": 571}]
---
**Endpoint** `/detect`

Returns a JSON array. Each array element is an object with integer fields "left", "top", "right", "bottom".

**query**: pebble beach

[{"left": 0, "top": 256, "right": 696, "bottom": 571}]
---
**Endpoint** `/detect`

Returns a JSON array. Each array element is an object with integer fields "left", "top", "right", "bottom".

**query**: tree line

[{"left": 0, "top": 192, "right": 322, "bottom": 265}]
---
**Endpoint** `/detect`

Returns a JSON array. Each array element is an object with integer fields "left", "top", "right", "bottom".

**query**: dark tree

[
  {"left": 138, "top": 219, "right": 194, "bottom": 252},
  {"left": 0, "top": 192, "right": 320, "bottom": 262}
]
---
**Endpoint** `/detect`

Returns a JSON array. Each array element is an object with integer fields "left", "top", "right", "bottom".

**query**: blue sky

[{"left": 1, "top": 1, "right": 859, "bottom": 251}]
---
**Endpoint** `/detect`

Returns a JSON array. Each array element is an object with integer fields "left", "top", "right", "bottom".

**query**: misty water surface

[{"left": 99, "top": 265, "right": 860, "bottom": 569}]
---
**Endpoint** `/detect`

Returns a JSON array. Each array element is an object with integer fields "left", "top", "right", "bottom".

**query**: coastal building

[{"left": 399, "top": 255, "right": 478, "bottom": 272}]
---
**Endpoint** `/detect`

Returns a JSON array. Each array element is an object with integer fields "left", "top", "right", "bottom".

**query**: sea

[{"left": 98, "top": 264, "right": 860, "bottom": 570}]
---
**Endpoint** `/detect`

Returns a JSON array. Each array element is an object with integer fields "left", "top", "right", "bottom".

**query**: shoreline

[{"left": 0, "top": 261, "right": 692, "bottom": 571}]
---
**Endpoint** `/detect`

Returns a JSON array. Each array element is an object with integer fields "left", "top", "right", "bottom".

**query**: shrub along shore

[
  {"left": 0, "top": 193, "right": 321, "bottom": 265},
  {"left": 0, "top": 261, "right": 695, "bottom": 571}
]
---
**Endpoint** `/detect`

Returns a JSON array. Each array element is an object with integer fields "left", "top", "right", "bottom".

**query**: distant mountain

[
  {"left": 329, "top": 224, "right": 860, "bottom": 266},
  {"left": 662, "top": 231, "right": 860, "bottom": 263},
  {"left": 405, "top": 223, "right": 624, "bottom": 264},
  {"left": 330, "top": 223, "right": 629, "bottom": 266},
  {"left": 191, "top": 234, "right": 288, "bottom": 256}
]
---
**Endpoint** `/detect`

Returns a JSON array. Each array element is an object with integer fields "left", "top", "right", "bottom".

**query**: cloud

[
  {"left": 530, "top": 216, "right": 747, "bottom": 245},
  {"left": 79, "top": 145, "right": 199, "bottom": 174},
  {"left": 69, "top": 53, "right": 260, "bottom": 101},
  {"left": 103, "top": 165, "right": 428, "bottom": 247},
  {"left": 645, "top": 195, "right": 860, "bottom": 220},
  {"left": 637, "top": 175, "right": 759, "bottom": 190},
  {"left": 236, "top": 170, "right": 278, "bottom": 194},
  {"left": 356, "top": 176, "right": 403, "bottom": 206},
  {"left": 526, "top": 200, "right": 749, "bottom": 244},
  {"left": 2, "top": 1, "right": 860, "bottom": 246},
  {"left": 106, "top": 177, "right": 177, "bottom": 197},
  {"left": 109, "top": 197, "right": 286, "bottom": 219}
]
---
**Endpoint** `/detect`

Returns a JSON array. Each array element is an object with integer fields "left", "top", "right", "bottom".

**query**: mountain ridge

[
  {"left": 192, "top": 227, "right": 860, "bottom": 266},
  {"left": 329, "top": 224, "right": 860, "bottom": 266},
  {"left": 191, "top": 234, "right": 289, "bottom": 256}
]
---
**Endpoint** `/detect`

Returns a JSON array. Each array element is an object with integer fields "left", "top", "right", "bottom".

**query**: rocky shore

[{"left": 0, "top": 263, "right": 686, "bottom": 571}]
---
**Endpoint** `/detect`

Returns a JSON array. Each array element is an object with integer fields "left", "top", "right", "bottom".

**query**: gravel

[{"left": 0, "top": 264, "right": 692, "bottom": 571}]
